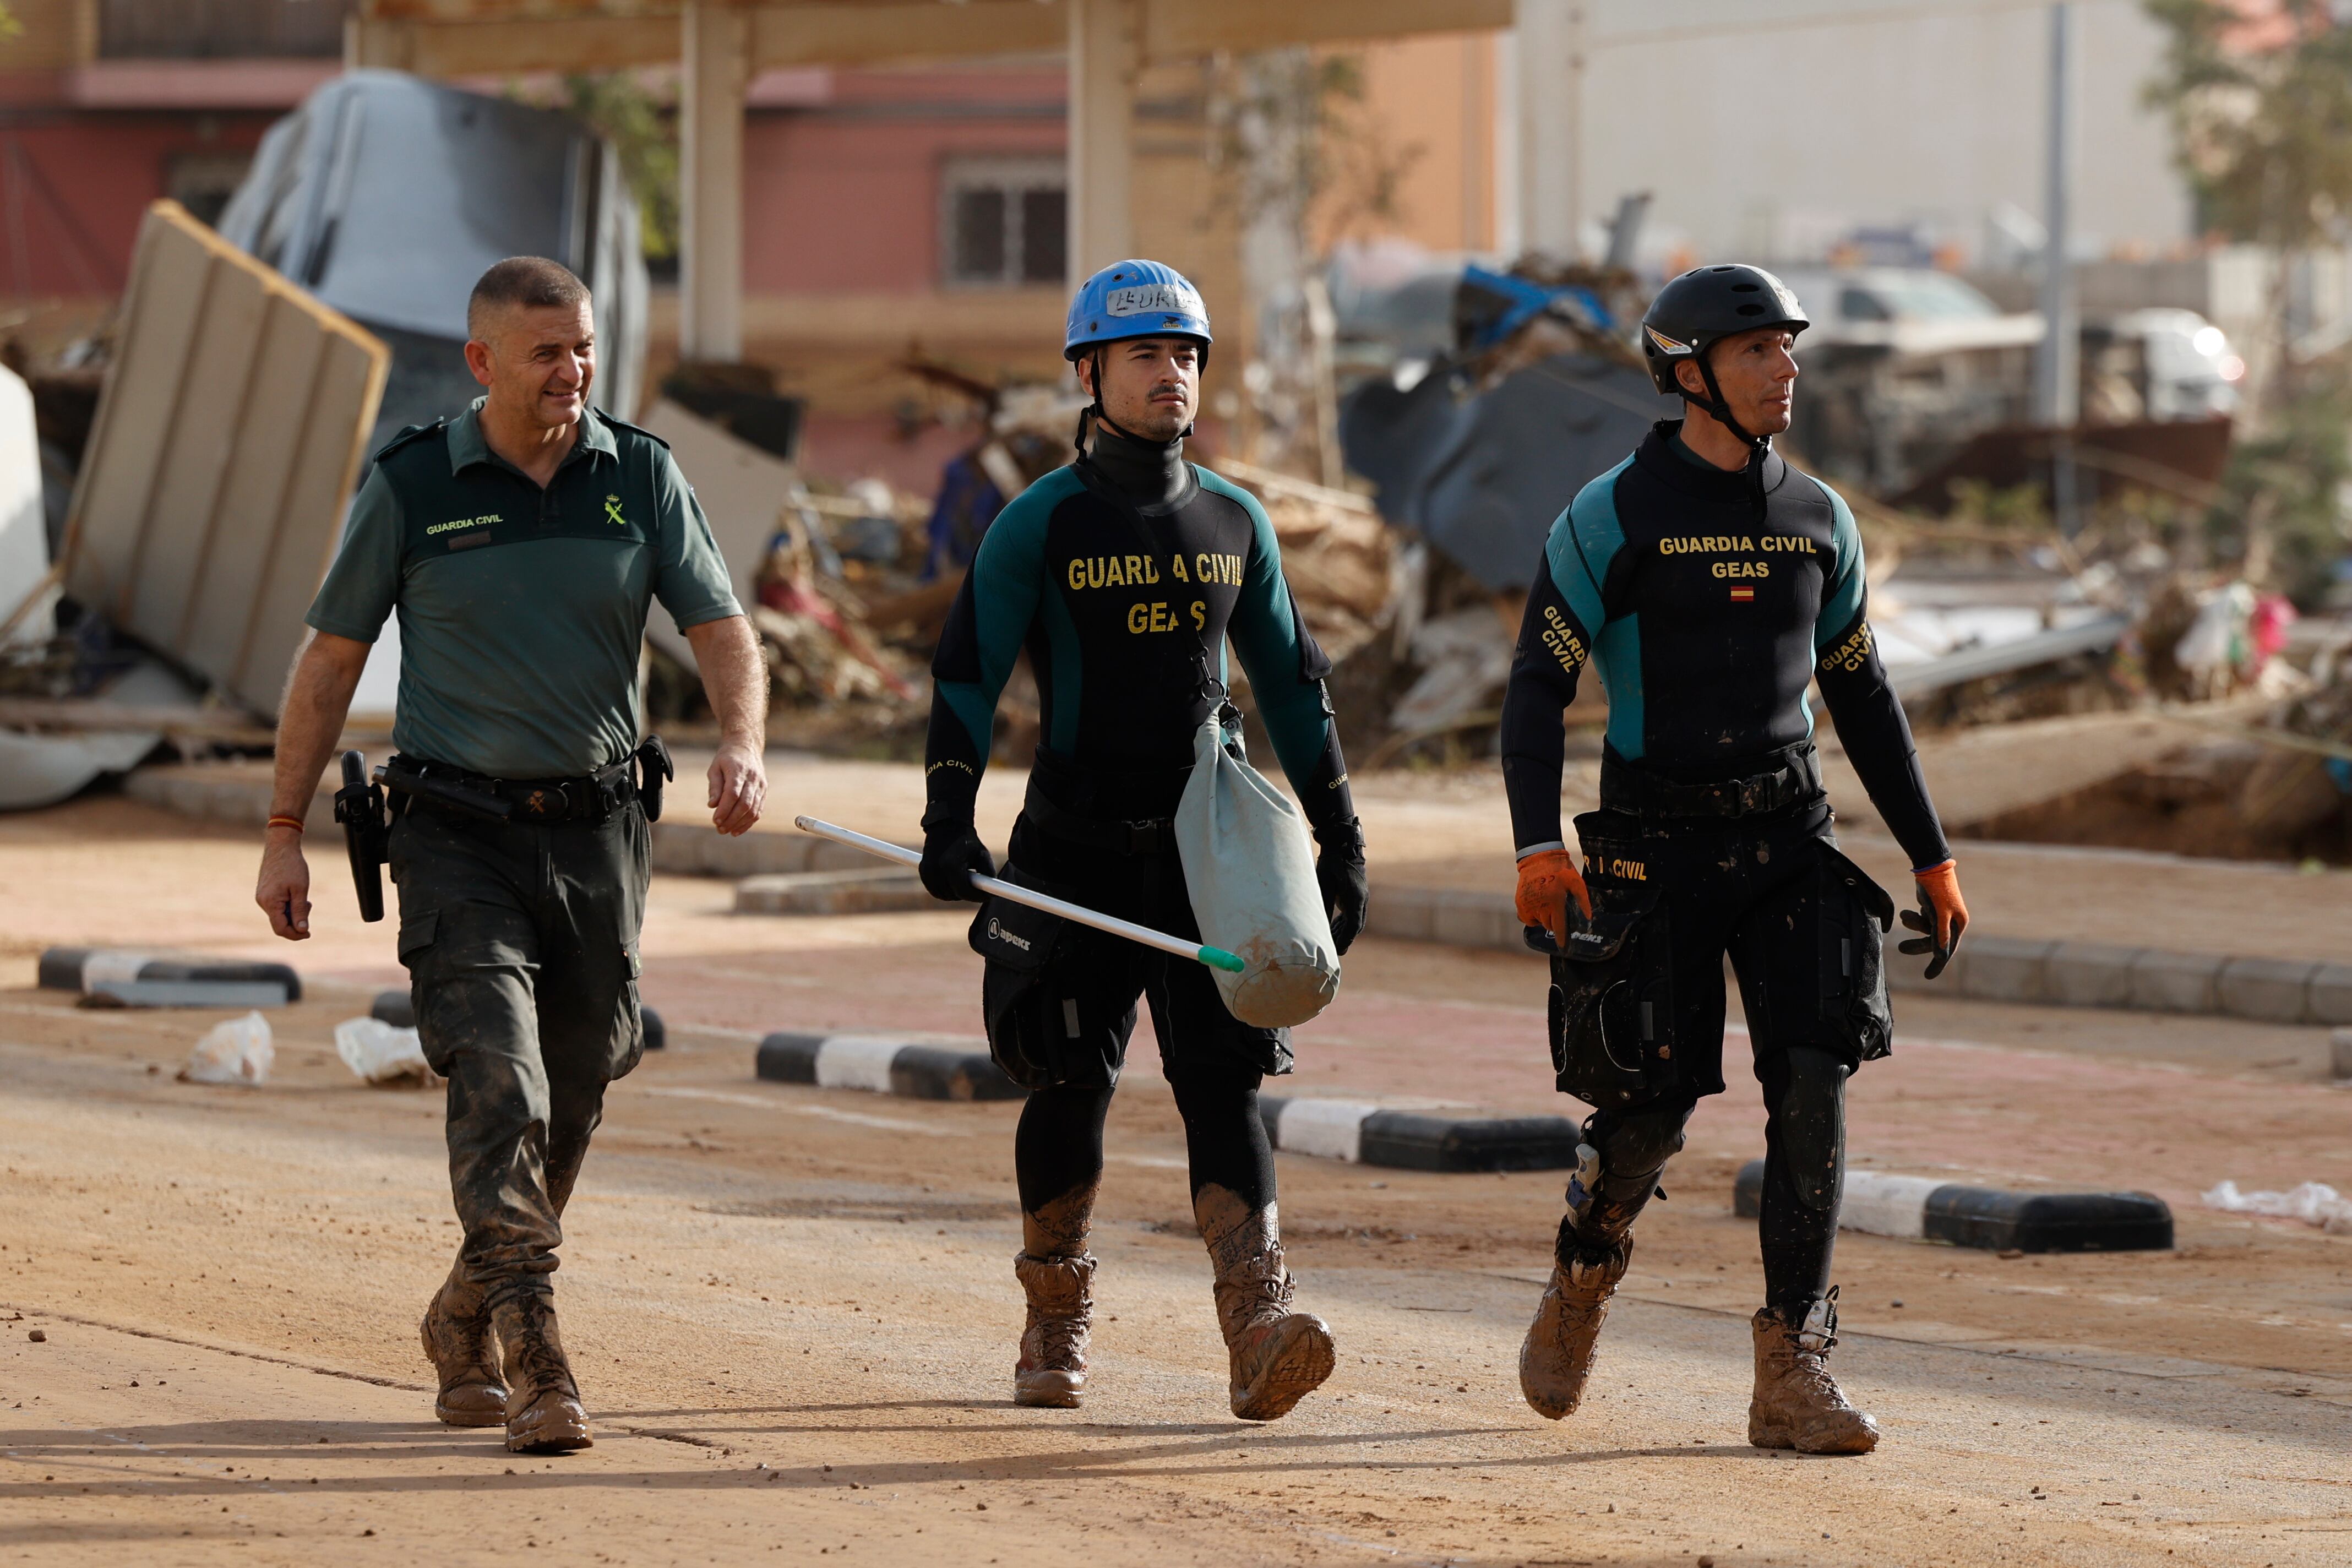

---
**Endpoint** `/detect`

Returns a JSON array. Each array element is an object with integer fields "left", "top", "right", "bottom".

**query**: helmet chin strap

[{"left": 1690, "top": 349, "right": 1768, "bottom": 455}]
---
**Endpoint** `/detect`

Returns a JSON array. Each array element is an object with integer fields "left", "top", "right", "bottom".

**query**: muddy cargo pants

[{"left": 389, "top": 800, "right": 650, "bottom": 1301}]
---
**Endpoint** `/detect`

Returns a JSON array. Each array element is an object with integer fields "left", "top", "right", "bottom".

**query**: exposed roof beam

[{"left": 353, "top": 0, "right": 1509, "bottom": 77}]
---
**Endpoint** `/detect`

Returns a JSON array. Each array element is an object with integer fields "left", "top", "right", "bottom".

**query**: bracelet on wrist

[{"left": 266, "top": 815, "right": 306, "bottom": 835}]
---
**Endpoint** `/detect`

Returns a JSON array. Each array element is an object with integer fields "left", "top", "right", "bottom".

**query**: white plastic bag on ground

[
  {"left": 1174, "top": 712, "right": 1340, "bottom": 1028},
  {"left": 179, "top": 1011, "right": 273, "bottom": 1086},
  {"left": 333, "top": 1016, "right": 434, "bottom": 1088},
  {"left": 2204, "top": 1179, "right": 2352, "bottom": 1235}
]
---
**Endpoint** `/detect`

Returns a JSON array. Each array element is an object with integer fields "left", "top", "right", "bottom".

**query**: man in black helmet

[{"left": 1499, "top": 263, "right": 1970, "bottom": 1455}]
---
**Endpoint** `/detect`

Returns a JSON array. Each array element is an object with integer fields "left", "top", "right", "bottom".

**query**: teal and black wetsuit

[
  {"left": 923, "top": 426, "right": 1359, "bottom": 1226},
  {"left": 923, "top": 440, "right": 1352, "bottom": 835},
  {"left": 1498, "top": 420, "right": 1949, "bottom": 1320}
]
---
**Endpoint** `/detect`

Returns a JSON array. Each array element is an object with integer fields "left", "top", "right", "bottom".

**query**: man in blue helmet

[
  {"left": 1500, "top": 264, "right": 1970, "bottom": 1454},
  {"left": 919, "top": 259, "right": 1368, "bottom": 1420}
]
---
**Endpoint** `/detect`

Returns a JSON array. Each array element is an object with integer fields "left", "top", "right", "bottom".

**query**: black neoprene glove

[
  {"left": 919, "top": 818, "right": 995, "bottom": 903},
  {"left": 1314, "top": 817, "right": 1369, "bottom": 955}
]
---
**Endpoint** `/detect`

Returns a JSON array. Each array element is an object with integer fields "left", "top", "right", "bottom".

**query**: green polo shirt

[{"left": 307, "top": 399, "right": 742, "bottom": 778}]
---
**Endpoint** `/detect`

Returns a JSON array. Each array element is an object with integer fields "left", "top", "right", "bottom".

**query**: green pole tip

[{"left": 1201, "top": 946, "right": 1246, "bottom": 973}]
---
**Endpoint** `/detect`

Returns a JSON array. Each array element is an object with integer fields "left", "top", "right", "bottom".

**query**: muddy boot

[
  {"left": 1199, "top": 1191, "right": 1335, "bottom": 1422},
  {"left": 1748, "top": 1291, "right": 1879, "bottom": 1455},
  {"left": 1011, "top": 1252, "right": 1095, "bottom": 1408},
  {"left": 1518, "top": 1234, "right": 1631, "bottom": 1420},
  {"left": 420, "top": 1265, "right": 507, "bottom": 1427},
  {"left": 489, "top": 1289, "right": 593, "bottom": 1454}
]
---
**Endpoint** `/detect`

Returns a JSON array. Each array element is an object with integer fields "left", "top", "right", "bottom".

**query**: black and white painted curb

[
  {"left": 371, "top": 989, "right": 666, "bottom": 1050},
  {"left": 1258, "top": 1096, "right": 1583, "bottom": 1173},
  {"left": 1734, "top": 1161, "right": 2173, "bottom": 1253},
  {"left": 40, "top": 947, "right": 301, "bottom": 1008},
  {"left": 755, "top": 1032, "right": 1023, "bottom": 1102}
]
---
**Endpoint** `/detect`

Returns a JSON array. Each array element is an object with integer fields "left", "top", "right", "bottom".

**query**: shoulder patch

[
  {"left": 594, "top": 410, "right": 671, "bottom": 450},
  {"left": 372, "top": 421, "right": 446, "bottom": 464}
]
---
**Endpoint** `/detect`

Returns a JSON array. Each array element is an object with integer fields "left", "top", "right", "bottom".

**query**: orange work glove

[
  {"left": 1897, "top": 859, "right": 1969, "bottom": 979},
  {"left": 1514, "top": 847, "right": 1592, "bottom": 951}
]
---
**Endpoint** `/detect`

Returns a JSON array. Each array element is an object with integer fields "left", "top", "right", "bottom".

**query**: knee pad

[
  {"left": 1586, "top": 1099, "right": 1693, "bottom": 1189},
  {"left": 1766, "top": 1046, "right": 1847, "bottom": 1211}
]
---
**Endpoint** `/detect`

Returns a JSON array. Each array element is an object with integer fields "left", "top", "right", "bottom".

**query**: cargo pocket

[
  {"left": 969, "top": 869, "right": 1079, "bottom": 1091},
  {"left": 1545, "top": 886, "right": 1678, "bottom": 1110},
  {"left": 1818, "top": 845, "right": 1896, "bottom": 1064}
]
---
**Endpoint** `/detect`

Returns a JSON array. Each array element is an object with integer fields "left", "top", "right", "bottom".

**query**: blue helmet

[{"left": 1064, "top": 259, "right": 1213, "bottom": 361}]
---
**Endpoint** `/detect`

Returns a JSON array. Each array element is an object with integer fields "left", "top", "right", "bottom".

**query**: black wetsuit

[
  {"left": 924, "top": 427, "right": 1357, "bottom": 1220},
  {"left": 1499, "top": 421, "right": 1947, "bottom": 1315}
]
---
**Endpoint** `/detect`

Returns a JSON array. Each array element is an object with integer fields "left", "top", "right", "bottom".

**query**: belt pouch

[
  {"left": 1546, "top": 890, "right": 1678, "bottom": 1109},
  {"left": 969, "top": 867, "right": 1075, "bottom": 1090}
]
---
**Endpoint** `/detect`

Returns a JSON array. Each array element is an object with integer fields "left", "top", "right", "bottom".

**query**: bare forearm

[
  {"left": 271, "top": 632, "right": 370, "bottom": 819},
  {"left": 687, "top": 616, "right": 769, "bottom": 748}
]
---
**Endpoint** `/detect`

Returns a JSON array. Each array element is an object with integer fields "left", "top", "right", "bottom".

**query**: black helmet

[{"left": 1641, "top": 263, "right": 1809, "bottom": 447}]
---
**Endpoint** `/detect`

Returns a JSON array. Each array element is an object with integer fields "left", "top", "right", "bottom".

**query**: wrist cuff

[{"left": 1516, "top": 841, "right": 1566, "bottom": 861}]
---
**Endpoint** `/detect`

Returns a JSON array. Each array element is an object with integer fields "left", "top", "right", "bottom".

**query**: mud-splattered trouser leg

[{"left": 390, "top": 801, "right": 651, "bottom": 1305}]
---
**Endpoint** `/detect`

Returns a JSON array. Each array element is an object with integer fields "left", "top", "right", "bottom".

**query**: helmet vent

[
  {"left": 1732, "top": 282, "right": 1760, "bottom": 292},
  {"left": 1736, "top": 303, "right": 1766, "bottom": 315}
]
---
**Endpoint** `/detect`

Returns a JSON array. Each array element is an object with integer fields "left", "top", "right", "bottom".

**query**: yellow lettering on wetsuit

[
  {"left": 1068, "top": 554, "right": 1163, "bottom": 592},
  {"left": 1193, "top": 552, "right": 1244, "bottom": 586},
  {"left": 1658, "top": 535, "right": 1755, "bottom": 555},
  {"left": 1539, "top": 605, "right": 1587, "bottom": 677},
  {"left": 1819, "top": 622, "right": 1874, "bottom": 675},
  {"left": 1760, "top": 535, "right": 1816, "bottom": 553},
  {"left": 1582, "top": 854, "right": 1648, "bottom": 881},
  {"left": 1126, "top": 601, "right": 1185, "bottom": 635},
  {"left": 1709, "top": 559, "right": 1771, "bottom": 579}
]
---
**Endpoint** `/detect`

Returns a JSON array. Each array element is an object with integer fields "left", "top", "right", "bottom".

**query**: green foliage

[
  {"left": 2143, "top": 1, "right": 2352, "bottom": 250},
  {"left": 530, "top": 73, "right": 680, "bottom": 263},
  {"left": 2218, "top": 364, "right": 2352, "bottom": 603}
]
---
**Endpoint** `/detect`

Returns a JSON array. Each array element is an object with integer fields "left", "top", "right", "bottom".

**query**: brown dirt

[{"left": 2, "top": 792, "right": 2349, "bottom": 1565}]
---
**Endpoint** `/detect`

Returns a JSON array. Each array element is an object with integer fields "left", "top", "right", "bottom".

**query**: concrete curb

[
  {"left": 733, "top": 868, "right": 930, "bottom": 915},
  {"left": 368, "top": 989, "right": 667, "bottom": 1050},
  {"left": 120, "top": 764, "right": 886, "bottom": 879},
  {"left": 39, "top": 946, "right": 301, "bottom": 1008},
  {"left": 754, "top": 1031, "right": 1023, "bottom": 1101},
  {"left": 1733, "top": 1161, "right": 2173, "bottom": 1253},
  {"left": 1257, "top": 1096, "right": 1583, "bottom": 1172},
  {"left": 1366, "top": 884, "right": 2352, "bottom": 1026}
]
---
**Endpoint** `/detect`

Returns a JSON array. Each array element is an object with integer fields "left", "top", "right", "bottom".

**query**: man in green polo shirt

[{"left": 253, "top": 257, "right": 770, "bottom": 1455}]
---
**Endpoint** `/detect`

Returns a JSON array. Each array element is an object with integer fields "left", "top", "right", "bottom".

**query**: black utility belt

[
  {"left": 384, "top": 740, "right": 667, "bottom": 826},
  {"left": 1599, "top": 746, "right": 1822, "bottom": 821},
  {"left": 1023, "top": 787, "right": 1172, "bottom": 856}
]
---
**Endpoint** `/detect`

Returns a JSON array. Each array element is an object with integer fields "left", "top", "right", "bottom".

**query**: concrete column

[
  {"left": 1067, "top": 0, "right": 1140, "bottom": 281},
  {"left": 1513, "top": 0, "right": 1586, "bottom": 262},
  {"left": 680, "top": 1, "right": 750, "bottom": 363}
]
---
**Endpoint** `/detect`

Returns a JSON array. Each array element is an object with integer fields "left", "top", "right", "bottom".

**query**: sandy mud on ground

[{"left": 2, "top": 793, "right": 2349, "bottom": 1565}]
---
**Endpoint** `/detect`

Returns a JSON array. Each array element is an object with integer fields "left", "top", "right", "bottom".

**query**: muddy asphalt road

[{"left": 2, "top": 794, "right": 2350, "bottom": 1566}]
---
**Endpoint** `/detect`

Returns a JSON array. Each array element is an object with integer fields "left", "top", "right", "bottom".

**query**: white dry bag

[{"left": 1174, "top": 710, "right": 1341, "bottom": 1027}]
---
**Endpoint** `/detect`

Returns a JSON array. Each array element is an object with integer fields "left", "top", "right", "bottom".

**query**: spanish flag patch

[{"left": 1729, "top": 586, "right": 1755, "bottom": 603}]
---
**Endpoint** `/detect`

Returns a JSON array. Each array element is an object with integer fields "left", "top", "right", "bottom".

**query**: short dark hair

[{"left": 466, "top": 257, "right": 591, "bottom": 339}]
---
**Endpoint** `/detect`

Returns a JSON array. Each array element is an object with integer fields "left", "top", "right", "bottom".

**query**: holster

[
  {"left": 1545, "top": 890, "right": 1679, "bottom": 1110},
  {"left": 332, "top": 750, "right": 389, "bottom": 924},
  {"left": 634, "top": 734, "right": 674, "bottom": 824},
  {"left": 1818, "top": 845, "right": 1896, "bottom": 1063}
]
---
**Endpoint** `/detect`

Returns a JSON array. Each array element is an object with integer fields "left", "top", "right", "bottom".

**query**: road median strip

[
  {"left": 1257, "top": 1095, "right": 1583, "bottom": 1172},
  {"left": 754, "top": 1031, "right": 1023, "bottom": 1101},
  {"left": 38, "top": 946, "right": 300, "bottom": 1009},
  {"left": 1733, "top": 1161, "right": 2173, "bottom": 1253}
]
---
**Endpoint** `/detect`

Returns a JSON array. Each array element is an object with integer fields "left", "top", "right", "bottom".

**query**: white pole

[
  {"left": 793, "top": 816, "right": 1245, "bottom": 972},
  {"left": 680, "top": 0, "right": 747, "bottom": 362},
  {"left": 1067, "top": 0, "right": 1139, "bottom": 281},
  {"left": 2036, "top": 3, "right": 2079, "bottom": 529},
  {"left": 1514, "top": 0, "right": 1586, "bottom": 262}
]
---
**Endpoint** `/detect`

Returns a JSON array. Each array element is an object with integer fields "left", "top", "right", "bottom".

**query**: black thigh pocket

[
  {"left": 1817, "top": 845, "right": 1896, "bottom": 1064},
  {"left": 1546, "top": 883, "right": 1678, "bottom": 1110},
  {"left": 970, "top": 868, "right": 1096, "bottom": 1090}
]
